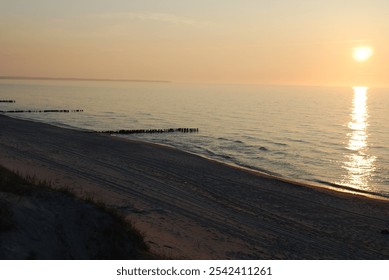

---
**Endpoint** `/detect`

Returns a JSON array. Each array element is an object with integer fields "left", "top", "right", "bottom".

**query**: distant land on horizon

[
  {"left": 2, "top": 76, "right": 388, "bottom": 89},
  {"left": 0, "top": 76, "right": 171, "bottom": 83}
]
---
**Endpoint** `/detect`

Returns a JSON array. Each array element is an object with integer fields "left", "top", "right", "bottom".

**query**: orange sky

[{"left": 1, "top": 1, "right": 388, "bottom": 87}]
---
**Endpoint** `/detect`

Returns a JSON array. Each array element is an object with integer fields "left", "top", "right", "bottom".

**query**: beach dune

[{"left": 0, "top": 115, "right": 388, "bottom": 259}]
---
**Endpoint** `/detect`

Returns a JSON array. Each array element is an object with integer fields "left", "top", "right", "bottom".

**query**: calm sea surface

[{"left": 1, "top": 79, "right": 388, "bottom": 198}]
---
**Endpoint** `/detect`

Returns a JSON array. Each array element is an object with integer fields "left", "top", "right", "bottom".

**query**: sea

[{"left": 1, "top": 78, "right": 388, "bottom": 198}]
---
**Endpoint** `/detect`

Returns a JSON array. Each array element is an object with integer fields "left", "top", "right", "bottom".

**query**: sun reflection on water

[{"left": 340, "top": 87, "right": 376, "bottom": 190}]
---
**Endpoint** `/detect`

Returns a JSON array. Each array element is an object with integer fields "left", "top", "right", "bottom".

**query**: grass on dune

[{"left": 0, "top": 164, "right": 158, "bottom": 259}]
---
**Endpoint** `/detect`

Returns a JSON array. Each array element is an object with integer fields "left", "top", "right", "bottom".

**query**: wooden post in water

[{"left": 0, "top": 100, "right": 15, "bottom": 103}]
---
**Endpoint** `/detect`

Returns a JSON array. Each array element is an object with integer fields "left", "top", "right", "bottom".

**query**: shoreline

[
  {"left": 113, "top": 134, "right": 388, "bottom": 202},
  {"left": 5, "top": 113, "right": 382, "bottom": 201},
  {"left": 0, "top": 114, "right": 388, "bottom": 259}
]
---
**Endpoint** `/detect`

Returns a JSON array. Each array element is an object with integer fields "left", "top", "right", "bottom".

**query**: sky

[{"left": 1, "top": 0, "right": 388, "bottom": 86}]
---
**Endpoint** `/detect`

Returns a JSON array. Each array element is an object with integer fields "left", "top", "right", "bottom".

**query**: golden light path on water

[{"left": 340, "top": 87, "right": 376, "bottom": 190}]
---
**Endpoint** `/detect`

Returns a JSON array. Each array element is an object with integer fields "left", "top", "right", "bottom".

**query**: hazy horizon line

[{"left": 0, "top": 75, "right": 171, "bottom": 84}]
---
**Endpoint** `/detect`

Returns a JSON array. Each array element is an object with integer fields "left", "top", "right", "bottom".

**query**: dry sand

[{"left": 0, "top": 114, "right": 388, "bottom": 259}]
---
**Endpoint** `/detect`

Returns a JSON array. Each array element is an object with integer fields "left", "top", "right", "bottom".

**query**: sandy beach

[{"left": 0, "top": 114, "right": 388, "bottom": 259}]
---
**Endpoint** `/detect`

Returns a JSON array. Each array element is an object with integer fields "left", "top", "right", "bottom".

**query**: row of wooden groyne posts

[
  {"left": 1, "top": 99, "right": 199, "bottom": 135},
  {"left": 0, "top": 99, "right": 84, "bottom": 113},
  {"left": 0, "top": 109, "right": 84, "bottom": 113},
  {"left": 97, "top": 128, "right": 199, "bottom": 135}
]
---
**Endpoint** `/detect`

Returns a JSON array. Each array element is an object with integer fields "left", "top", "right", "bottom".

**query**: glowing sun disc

[{"left": 353, "top": 46, "right": 373, "bottom": 62}]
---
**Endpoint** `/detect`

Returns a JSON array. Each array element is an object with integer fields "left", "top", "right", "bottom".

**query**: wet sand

[{"left": 0, "top": 114, "right": 388, "bottom": 259}]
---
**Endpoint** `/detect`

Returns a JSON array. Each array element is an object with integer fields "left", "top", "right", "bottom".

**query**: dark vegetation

[{"left": 0, "top": 165, "right": 156, "bottom": 259}]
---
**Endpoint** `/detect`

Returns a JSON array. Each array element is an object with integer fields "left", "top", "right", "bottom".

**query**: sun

[{"left": 353, "top": 46, "right": 373, "bottom": 62}]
